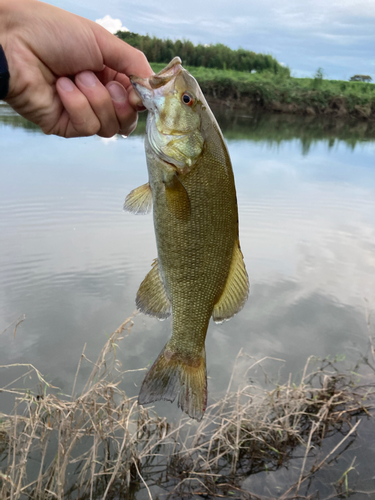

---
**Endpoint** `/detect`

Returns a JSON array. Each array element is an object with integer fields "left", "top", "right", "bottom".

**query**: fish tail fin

[{"left": 138, "top": 344, "right": 207, "bottom": 421}]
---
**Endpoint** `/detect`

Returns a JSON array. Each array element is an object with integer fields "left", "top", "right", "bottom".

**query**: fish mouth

[
  {"left": 130, "top": 57, "right": 183, "bottom": 109},
  {"left": 149, "top": 57, "right": 182, "bottom": 89},
  {"left": 130, "top": 77, "right": 153, "bottom": 105}
]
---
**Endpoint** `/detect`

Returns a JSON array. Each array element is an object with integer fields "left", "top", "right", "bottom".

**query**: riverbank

[
  {"left": 151, "top": 63, "right": 375, "bottom": 120},
  {"left": 3, "top": 102, "right": 375, "bottom": 149},
  {"left": 1, "top": 317, "right": 374, "bottom": 499}
]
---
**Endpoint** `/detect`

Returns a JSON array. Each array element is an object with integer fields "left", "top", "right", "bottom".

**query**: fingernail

[
  {"left": 77, "top": 71, "right": 97, "bottom": 88},
  {"left": 58, "top": 77, "right": 75, "bottom": 92},
  {"left": 128, "top": 88, "right": 144, "bottom": 110},
  {"left": 107, "top": 82, "right": 127, "bottom": 103}
]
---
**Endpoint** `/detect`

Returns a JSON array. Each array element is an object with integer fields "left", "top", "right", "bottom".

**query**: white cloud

[
  {"left": 59, "top": 0, "right": 375, "bottom": 80},
  {"left": 95, "top": 15, "right": 129, "bottom": 34}
]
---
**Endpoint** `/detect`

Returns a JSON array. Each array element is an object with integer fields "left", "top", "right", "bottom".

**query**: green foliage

[
  {"left": 116, "top": 31, "right": 290, "bottom": 76},
  {"left": 312, "top": 67, "right": 324, "bottom": 89},
  {"left": 350, "top": 75, "right": 372, "bottom": 82},
  {"left": 145, "top": 64, "right": 375, "bottom": 119},
  {"left": 157, "top": 63, "right": 368, "bottom": 99},
  {"left": 314, "top": 67, "right": 324, "bottom": 80},
  {"left": 116, "top": 32, "right": 373, "bottom": 116}
]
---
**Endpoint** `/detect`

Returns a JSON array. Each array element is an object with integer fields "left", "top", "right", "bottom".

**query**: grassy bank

[
  {"left": 1, "top": 315, "right": 374, "bottom": 499},
  {"left": 151, "top": 63, "right": 375, "bottom": 120}
]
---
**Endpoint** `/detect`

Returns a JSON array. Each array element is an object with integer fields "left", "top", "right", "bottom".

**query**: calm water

[{"left": 1, "top": 103, "right": 375, "bottom": 495}]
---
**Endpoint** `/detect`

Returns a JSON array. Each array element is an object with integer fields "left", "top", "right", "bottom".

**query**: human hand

[{"left": 0, "top": 0, "right": 153, "bottom": 138}]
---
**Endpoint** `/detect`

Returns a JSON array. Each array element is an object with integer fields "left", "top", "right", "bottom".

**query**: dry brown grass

[{"left": 0, "top": 315, "right": 374, "bottom": 500}]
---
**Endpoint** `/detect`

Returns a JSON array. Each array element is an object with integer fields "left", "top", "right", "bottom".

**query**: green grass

[{"left": 150, "top": 63, "right": 375, "bottom": 115}]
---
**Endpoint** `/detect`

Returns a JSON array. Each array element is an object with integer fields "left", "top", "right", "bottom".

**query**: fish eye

[{"left": 182, "top": 93, "right": 194, "bottom": 106}]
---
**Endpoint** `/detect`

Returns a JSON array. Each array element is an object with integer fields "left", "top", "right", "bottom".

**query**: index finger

[{"left": 90, "top": 21, "right": 154, "bottom": 78}]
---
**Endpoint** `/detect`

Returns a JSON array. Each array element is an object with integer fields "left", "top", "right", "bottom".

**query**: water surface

[{"left": 1, "top": 104, "right": 374, "bottom": 495}]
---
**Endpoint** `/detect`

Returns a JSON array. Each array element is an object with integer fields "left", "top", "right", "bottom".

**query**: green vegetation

[
  {"left": 116, "top": 31, "right": 290, "bottom": 76},
  {"left": 148, "top": 63, "right": 375, "bottom": 119},
  {"left": 0, "top": 104, "right": 39, "bottom": 132},
  {"left": 115, "top": 31, "right": 374, "bottom": 119},
  {"left": 350, "top": 75, "right": 372, "bottom": 82}
]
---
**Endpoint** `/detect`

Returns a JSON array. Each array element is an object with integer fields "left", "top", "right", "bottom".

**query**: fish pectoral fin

[
  {"left": 212, "top": 242, "right": 249, "bottom": 324},
  {"left": 136, "top": 259, "right": 171, "bottom": 319},
  {"left": 138, "top": 344, "right": 207, "bottom": 421},
  {"left": 123, "top": 182, "right": 152, "bottom": 214},
  {"left": 164, "top": 173, "right": 190, "bottom": 221}
]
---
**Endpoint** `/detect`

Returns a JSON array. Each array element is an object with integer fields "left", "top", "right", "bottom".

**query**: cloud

[
  {"left": 73, "top": 0, "right": 375, "bottom": 79},
  {"left": 95, "top": 15, "right": 129, "bottom": 34}
]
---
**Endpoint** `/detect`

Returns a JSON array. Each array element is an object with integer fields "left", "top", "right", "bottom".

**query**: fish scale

[{"left": 125, "top": 57, "right": 249, "bottom": 420}]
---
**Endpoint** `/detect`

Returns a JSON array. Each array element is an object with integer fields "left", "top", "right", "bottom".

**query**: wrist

[
  {"left": 0, "top": 45, "right": 10, "bottom": 99},
  {"left": 0, "top": 0, "right": 12, "bottom": 100},
  {"left": 0, "top": 0, "right": 19, "bottom": 100},
  {"left": 0, "top": 0, "right": 37, "bottom": 102}
]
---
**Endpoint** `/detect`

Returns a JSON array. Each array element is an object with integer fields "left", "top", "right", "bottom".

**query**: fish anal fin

[
  {"left": 124, "top": 182, "right": 152, "bottom": 214},
  {"left": 138, "top": 344, "right": 207, "bottom": 421},
  {"left": 164, "top": 174, "right": 190, "bottom": 221},
  {"left": 136, "top": 259, "right": 171, "bottom": 320},
  {"left": 212, "top": 242, "right": 249, "bottom": 324}
]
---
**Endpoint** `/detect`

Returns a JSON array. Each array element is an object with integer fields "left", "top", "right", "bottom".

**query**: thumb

[{"left": 90, "top": 22, "right": 153, "bottom": 78}]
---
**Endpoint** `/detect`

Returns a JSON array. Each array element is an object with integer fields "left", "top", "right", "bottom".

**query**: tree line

[
  {"left": 350, "top": 75, "right": 372, "bottom": 82},
  {"left": 116, "top": 31, "right": 290, "bottom": 76}
]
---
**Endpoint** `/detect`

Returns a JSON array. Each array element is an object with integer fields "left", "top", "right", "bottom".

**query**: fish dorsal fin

[
  {"left": 164, "top": 173, "right": 190, "bottom": 221},
  {"left": 212, "top": 243, "right": 249, "bottom": 323},
  {"left": 124, "top": 183, "right": 153, "bottom": 214},
  {"left": 136, "top": 259, "right": 171, "bottom": 320}
]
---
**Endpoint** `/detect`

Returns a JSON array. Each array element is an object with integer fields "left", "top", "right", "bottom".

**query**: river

[{"left": 1, "top": 103, "right": 374, "bottom": 497}]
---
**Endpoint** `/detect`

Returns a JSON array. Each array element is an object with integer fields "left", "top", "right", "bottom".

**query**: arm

[{"left": 0, "top": 0, "right": 153, "bottom": 137}]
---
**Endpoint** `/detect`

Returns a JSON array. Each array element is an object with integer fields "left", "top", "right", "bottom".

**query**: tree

[
  {"left": 349, "top": 75, "right": 372, "bottom": 82},
  {"left": 115, "top": 30, "right": 290, "bottom": 76}
]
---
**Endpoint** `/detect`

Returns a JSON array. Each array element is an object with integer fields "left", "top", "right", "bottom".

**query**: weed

[{"left": 0, "top": 318, "right": 374, "bottom": 499}]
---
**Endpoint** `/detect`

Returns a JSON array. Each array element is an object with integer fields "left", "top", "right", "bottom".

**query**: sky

[{"left": 50, "top": 0, "right": 374, "bottom": 80}]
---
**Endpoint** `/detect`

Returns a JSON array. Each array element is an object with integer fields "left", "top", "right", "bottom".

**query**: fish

[{"left": 125, "top": 57, "right": 249, "bottom": 421}]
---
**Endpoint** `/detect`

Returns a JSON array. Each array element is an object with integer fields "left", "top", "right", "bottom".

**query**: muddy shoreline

[{"left": 206, "top": 95, "right": 375, "bottom": 120}]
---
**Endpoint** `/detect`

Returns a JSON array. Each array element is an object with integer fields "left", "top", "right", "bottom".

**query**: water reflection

[
  {"left": 1, "top": 101, "right": 374, "bottom": 496},
  {"left": 211, "top": 105, "right": 375, "bottom": 153},
  {"left": 0, "top": 104, "right": 374, "bottom": 395},
  {"left": 2, "top": 101, "right": 375, "bottom": 150},
  {"left": 0, "top": 103, "right": 40, "bottom": 133}
]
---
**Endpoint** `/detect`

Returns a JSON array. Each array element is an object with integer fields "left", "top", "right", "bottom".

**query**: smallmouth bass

[{"left": 125, "top": 57, "right": 249, "bottom": 420}]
